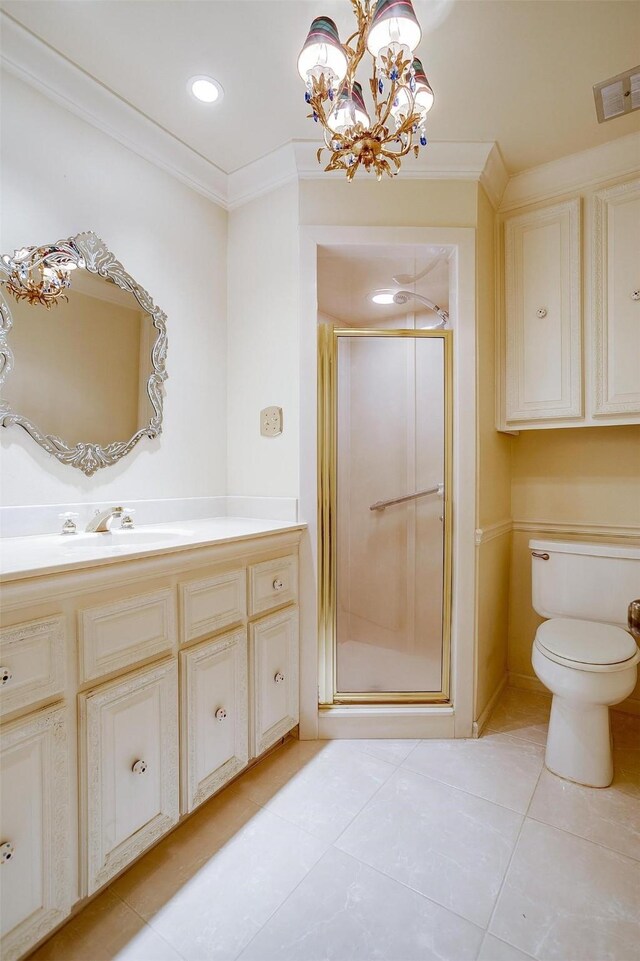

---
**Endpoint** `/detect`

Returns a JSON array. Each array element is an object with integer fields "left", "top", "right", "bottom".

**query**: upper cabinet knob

[
  {"left": 0, "top": 667, "right": 13, "bottom": 686},
  {"left": 536, "top": 307, "right": 548, "bottom": 319},
  {"left": 0, "top": 841, "right": 15, "bottom": 864},
  {"left": 215, "top": 708, "right": 228, "bottom": 721},
  {"left": 131, "top": 760, "right": 147, "bottom": 775},
  {"left": 631, "top": 290, "right": 640, "bottom": 301},
  {"left": 273, "top": 578, "right": 284, "bottom": 591},
  {"left": 274, "top": 672, "right": 285, "bottom": 684}
]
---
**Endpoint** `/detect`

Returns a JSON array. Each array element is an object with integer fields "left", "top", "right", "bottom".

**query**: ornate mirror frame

[{"left": 0, "top": 232, "right": 168, "bottom": 476}]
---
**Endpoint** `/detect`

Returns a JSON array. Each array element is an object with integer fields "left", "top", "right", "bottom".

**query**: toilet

[{"left": 530, "top": 538, "right": 640, "bottom": 788}]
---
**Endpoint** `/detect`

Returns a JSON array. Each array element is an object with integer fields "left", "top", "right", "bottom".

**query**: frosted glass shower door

[{"left": 334, "top": 332, "right": 449, "bottom": 699}]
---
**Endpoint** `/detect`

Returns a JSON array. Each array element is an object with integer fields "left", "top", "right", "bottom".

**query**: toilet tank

[{"left": 530, "top": 539, "right": 640, "bottom": 627}]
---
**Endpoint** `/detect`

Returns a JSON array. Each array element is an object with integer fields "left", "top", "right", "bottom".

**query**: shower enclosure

[{"left": 318, "top": 326, "right": 452, "bottom": 705}]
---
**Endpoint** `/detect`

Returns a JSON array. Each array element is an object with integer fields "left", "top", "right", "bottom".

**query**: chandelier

[
  {"left": 297, "top": 0, "right": 434, "bottom": 181},
  {"left": 1, "top": 243, "right": 79, "bottom": 309}
]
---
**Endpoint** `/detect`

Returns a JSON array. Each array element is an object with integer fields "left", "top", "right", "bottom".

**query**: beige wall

[
  {"left": 474, "top": 186, "right": 512, "bottom": 721},
  {"left": 509, "top": 425, "right": 640, "bottom": 708},
  {"left": 300, "top": 179, "right": 478, "bottom": 227},
  {"left": 0, "top": 71, "right": 228, "bottom": 505},
  {"left": 226, "top": 182, "right": 300, "bottom": 498}
]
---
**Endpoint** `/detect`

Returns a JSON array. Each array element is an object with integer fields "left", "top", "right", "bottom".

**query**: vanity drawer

[
  {"left": 251, "top": 607, "right": 299, "bottom": 757},
  {"left": 78, "top": 588, "right": 176, "bottom": 684},
  {"left": 248, "top": 555, "right": 298, "bottom": 618},
  {"left": 79, "top": 659, "right": 179, "bottom": 894},
  {"left": 180, "top": 570, "right": 246, "bottom": 645},
  {"left": 180, "top": 628, "right": 248, "bottom": 813},
  {"left": 0, "top": 616, "right": 66, "bottom": 718},
  {"left": 0, "top": 705, "right": 72, "bottom": 961}
]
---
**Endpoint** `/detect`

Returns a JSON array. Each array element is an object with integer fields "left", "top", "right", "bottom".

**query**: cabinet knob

[
  {"left": 131, "top": 760, "right": 147, "bottom": 775},
  {"left": 0, "top": 667, "right": 13, "bottom": 686},
  {"left": 631, "top": 290, "right": 640, "bottom": 301},
  {"left": 0, "top": 841, "right": 15, "bottom": 863},
  {"left": 274, "top": 672, "right": 285, "bottom": 684},
  {"left": 536, "top": 307, "right": 548, "bottom": 319},
  {"left": 272, "top": 578, "right": 284, "bottom": 592},
  {"left": 215, "top": 708, "right": 228, "bottom": 721}
]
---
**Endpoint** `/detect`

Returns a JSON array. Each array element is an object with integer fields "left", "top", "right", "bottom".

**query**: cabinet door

[
  {"left": 504, "top": 198, "right": 582, "bottom": 424},
  {"left": 180, "top": 629, "right": 248, "bottom": 813},
  {"left": 593, "top": 178, "right": 640, "bottom": 416},
  {"left": 79, "top": 660, "right": 179, "bottom": 895},
  {"left": 251, "top": 608, "right": 299, "bottom": 757},
  {"left": 0, "top": 706, "right": 71, "bottom": 961}
]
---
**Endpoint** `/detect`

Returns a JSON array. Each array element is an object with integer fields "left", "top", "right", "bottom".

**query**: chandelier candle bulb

[{"left": 299, "top": 0, "right": 432, "bottom": 180}]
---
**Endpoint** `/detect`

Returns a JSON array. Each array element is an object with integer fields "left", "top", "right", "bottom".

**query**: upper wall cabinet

[
  {"left": 498, "top": 177, "right": 640, "bottom": 431},
  {"left": 592, "top": 179, "right": 640, "bottom": 418},
  {"left": 502, "top": 199, "right": 582, "bottom": 426}
]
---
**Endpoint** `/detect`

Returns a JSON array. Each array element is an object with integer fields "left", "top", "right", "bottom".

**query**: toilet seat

[{"left": 535, "top": 618, "right": 640, "bottom": 673}]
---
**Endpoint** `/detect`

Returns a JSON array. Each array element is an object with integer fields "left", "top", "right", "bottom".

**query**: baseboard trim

[
  {"left": 473, "top": 675, "right": 508, "bottom": 738},
  {"left": 508, "top": 671, "right": 640, "bottom": 716}
]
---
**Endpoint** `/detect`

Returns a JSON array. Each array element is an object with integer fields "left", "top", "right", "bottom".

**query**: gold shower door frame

[{"left": 318, "top": 326, "right": 453, "bottom": 706}]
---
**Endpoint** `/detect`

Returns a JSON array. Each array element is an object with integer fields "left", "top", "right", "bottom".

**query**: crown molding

[
  {"left": 500, "top": 131, "right": 640, "bottom": 212},
  {"left": 1, "top": 11, "right": 509, "bottom": 212},
  {"left": 0, "top": 12, "right": 228, "bottom": 208}
]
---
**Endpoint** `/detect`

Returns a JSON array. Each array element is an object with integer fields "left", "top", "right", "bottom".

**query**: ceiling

[
  {"left": 318, "top": 245, "right": 450, "bottom": 325},
  {"left": 2, "top": 0, "right": 639, "bottom": 176}
]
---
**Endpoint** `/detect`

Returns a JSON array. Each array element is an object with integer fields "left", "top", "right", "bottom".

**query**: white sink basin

[{"left": 62, "top": 528, "right": 194, "bottom": 550}]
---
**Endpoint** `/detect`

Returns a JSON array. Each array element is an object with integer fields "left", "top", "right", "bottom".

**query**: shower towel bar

[{"left": 369, "top": 483, "right": 444, "bottom": 512}]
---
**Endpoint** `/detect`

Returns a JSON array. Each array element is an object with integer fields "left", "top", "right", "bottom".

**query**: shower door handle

[{"left": 369, "top": 483, "right": 444, "bottom": 512}]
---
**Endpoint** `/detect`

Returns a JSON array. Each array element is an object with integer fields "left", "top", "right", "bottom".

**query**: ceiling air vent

[{"left": 593, "top": 65, "right": 640, "bottom": 123}]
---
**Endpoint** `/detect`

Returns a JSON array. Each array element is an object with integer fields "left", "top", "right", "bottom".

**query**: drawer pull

[
  {"left": 0, "top": 841, "right": 15, "bottom": 863},
  {"left": 131, "top": 759, "right": 148, "bottom": 775},
  {"left": 272, "top": 578, "right": 284, "bottom": 592},
  {"left": 531, "top": 551, "right": 550, "bottom": 560},
  {"left": 0, "top": 667, "right": 13, "bottom": 686},
  {"left": 274, "top": 672, "right": 285, "bottom": 684},
  {"left": 215, "top": 708, "right": 228, "bottom": 721}
]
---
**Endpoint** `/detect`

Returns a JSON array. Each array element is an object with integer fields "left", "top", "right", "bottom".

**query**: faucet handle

[
  {"left": 58, "top": 512, "right": 79, "bottom": 535},
  {"left": 120, "top": 509, "right": 136, "bottom": 530},
  {"left": 628, "top": 600, "right": 640, "bottom": 641}
]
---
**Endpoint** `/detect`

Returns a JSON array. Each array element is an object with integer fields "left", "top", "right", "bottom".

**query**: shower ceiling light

[
  {"left": 298, "top": 0, "right": 435, "bottom": 181},
  {"left": 370, "top": 288, "right": 449, "bottom": 326}
]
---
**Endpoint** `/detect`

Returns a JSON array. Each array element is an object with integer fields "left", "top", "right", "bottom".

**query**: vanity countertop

[{"left": 0, "top": 517, "right": 306, "bottom": 582}]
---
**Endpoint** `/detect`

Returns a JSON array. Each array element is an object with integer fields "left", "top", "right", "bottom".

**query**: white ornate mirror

[{"left": 0, "top": 232, "right": 167, "bottom": 475}]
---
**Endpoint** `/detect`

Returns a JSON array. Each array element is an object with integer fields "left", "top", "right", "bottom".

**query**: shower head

[{"left": 370, "top": 289, "right": 449, "bottom": 327}]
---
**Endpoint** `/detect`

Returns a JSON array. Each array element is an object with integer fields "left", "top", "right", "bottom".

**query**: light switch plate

[{"left": 260, "top": 406, "right": 283, "bottom": 437}]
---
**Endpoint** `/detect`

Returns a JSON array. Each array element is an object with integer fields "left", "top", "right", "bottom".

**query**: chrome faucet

[{"left": 85, "top": 506, "right": 124, "bottom": 533}]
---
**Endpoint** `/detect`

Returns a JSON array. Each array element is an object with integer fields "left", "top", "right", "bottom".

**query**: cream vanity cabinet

[
  {"left": 498, "top": 176, "right": 640, "bottom": 430},
  {"left": 0, "top": 525, "right": 303, "bottom": 960}
]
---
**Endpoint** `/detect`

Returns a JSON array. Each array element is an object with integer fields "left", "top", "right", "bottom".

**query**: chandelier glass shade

[{"left": 298, "top": 0, "right": 434, "bottom": 180}]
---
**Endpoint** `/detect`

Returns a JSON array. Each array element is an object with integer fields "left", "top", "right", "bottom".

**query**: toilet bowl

[{"left": 529, "top": 539, "right": 640, "bottom": 788}]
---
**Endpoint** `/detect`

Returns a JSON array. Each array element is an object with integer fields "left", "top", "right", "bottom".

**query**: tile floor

[{"left": 29, "top": 688, "right": 640, "bottom": 961}]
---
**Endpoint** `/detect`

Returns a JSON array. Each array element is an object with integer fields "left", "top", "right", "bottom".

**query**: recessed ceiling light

[
  {"left": 188, "top": 75, "right": 223, "bottom": 104},
  {"left": 370, "top": 289, "right": 397, "bottom": 305}
]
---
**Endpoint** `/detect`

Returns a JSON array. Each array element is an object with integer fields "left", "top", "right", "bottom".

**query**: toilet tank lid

[
  {"left": 529, "top": 539, "right": 640, "bottom": 560},
  {"left": 537, "top": 618, "right": 638, "bottom": 665}
]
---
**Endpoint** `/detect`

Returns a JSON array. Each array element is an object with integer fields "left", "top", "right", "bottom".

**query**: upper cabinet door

[
  {"left": 592, "top": 178, "right": 640, "bottom": 416},
  {"left": 504, "top": 199, "right": 582, "bottom": 424}
]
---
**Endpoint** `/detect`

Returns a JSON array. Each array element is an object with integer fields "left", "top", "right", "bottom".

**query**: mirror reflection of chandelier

[{"left": 297, "top": 0, "right": 434, "bottom": 181}]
